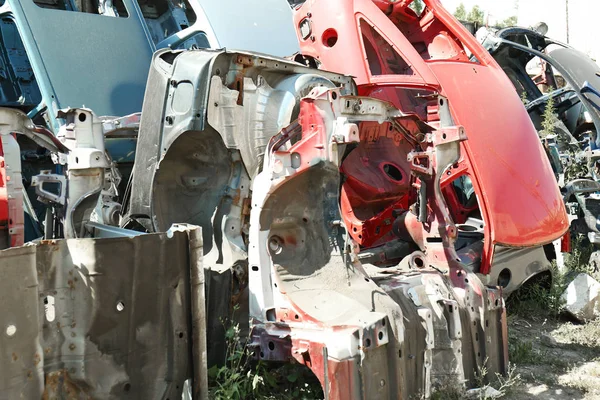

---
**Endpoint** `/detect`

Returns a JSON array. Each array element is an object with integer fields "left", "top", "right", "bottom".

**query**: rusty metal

[{"left": 0, "top": 225, "right": 205, "bottom": 399}]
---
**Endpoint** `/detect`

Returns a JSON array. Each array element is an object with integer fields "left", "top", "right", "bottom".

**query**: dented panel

[{"left": 0, "top": 225, "right": 205, "bottom": 399}]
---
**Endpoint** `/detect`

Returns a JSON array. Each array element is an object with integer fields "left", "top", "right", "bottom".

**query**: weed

[
  {"left": 491, "top": 363, "right": 521, "bottom": 398},
  {"left": 540, "top": 93, "right": 558, "bottom": 138},
  {"left": 507, "top": 262, "right": 567, "bottom": 319},
  {"left": 208, "top": 313, "right": 322, "bottom": 400},
  {"left": 521, "top": 91, "right": 529, "bottom": 106},
  {"left": 474, "top": 360, "right": 521, "bottom": 399},
  {"left": 208, "top": 322, "right": 267, "bottom": 399},
  {"left": 509, "top": 338, "right": 535, "bottom": 365},
  {"left": 429, "top": 360, "right": 520, "bottom": 400},
  {"left": 564, "top": 233, "right": 594, "bottom": 276}
]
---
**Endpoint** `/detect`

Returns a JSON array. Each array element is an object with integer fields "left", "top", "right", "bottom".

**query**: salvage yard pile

[{"left": 2, "top": 0, "right": 600, "bottom": 399}]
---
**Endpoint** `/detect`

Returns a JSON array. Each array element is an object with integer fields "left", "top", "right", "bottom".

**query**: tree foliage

[
  {"left": 466, "top": 5, "right": 485, "bottom": 25},
  {"left": 454, "top": 3, "right": 485, "bottom": 25},
  {"left": 454, "top": 2, "right": 467, "bottom": 20},
  {"left": 497, "top": 15, "right": 518, "bottom": 28},
  {"left": 409, "top": 0, "right": 424, "bottom": 15}
]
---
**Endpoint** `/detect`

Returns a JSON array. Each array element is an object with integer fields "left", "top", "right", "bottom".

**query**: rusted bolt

[{"left": 69, "top": 343, "right": 76, "bottom": 351}]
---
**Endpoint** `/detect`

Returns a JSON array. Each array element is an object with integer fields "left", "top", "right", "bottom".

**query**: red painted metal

[
  {"left": 293, "top": 0, "right": 568, "bottom": 274},
  {"left": 0, "top": 138, "right": 17, "bottom": 248}
]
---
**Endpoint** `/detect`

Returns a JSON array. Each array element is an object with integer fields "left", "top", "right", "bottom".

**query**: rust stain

[
  {"left": 42, "top": 370, "right": 92, "bottom": 400},
  {"left": 33, "top": 353, "right": 41, "bottom": 366},
  {"left": 231, "top": 188, "right": 241, "bottom": 204},
  {"left": 242, "top": 198, "right": 251, "bottom": 216},
  {"left": 11, "top": 352, "right": 17, "bottom": 361}
]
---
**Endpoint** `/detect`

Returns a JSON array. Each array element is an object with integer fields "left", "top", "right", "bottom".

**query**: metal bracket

[{"left": 31, "top": 170, "right": 66, "bottom": 205}]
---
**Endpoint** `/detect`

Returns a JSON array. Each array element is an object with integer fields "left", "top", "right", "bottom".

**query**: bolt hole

[
  {"left": 260, "top": 352, "right": 264, "bottom": 358},
  {"left": 382, "top": 163, "right": 403, "bottom": 182},
  {"left": 124, "top": 383, "right": 131, "bottom": 392},
  {"left": 6, "top": 325, "right": 16, "bottom": 336},
  {"left": 78, "top": 113, "right": 86, "bottom": 122},
  {"left": 414, "top": 257, "right": 424, "bottom": 268},
  {"left": 322, "top": 28, "right": 338, "bottom": 47},
  {"left": 251, "top": 265, "right": 259, "bottom": 272},
  {"left": 331, "top": 92, "right": 337, "bottom": 100},
  {"left": 442, "top": 133, "right": 447, "bottom": 140},
  {"left": 178, "top": 332, "right": 184, "bottom": 339},
  {"left": 378, "top": 331, "right": 383, "bottom": 340},
  {"left": 268, "top": 341, "right": 275, "bottom": 351},
  {"left": 365, "top": 338, "right": 371, "bottom": 347}
]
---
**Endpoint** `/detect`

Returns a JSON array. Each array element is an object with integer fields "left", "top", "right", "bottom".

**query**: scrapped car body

[
  {"left": 291, "top": 0, "right": 569, "bottom": 294},
  {"left": 249, "top": 87, "right": 508, "bottom": 398},
  {"left": 124, "top": 46, "right": 508, "bottom": 399},
  {"left": 0, "top": 1, "right": 579, "bottom": 399},
  {"left": 479, "top": 27, "right": 600, "bottom": 267}
]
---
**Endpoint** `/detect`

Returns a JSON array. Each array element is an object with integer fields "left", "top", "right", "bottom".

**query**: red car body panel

[{"left": 294, "top": 0, "right": 568, "bottom": 274}]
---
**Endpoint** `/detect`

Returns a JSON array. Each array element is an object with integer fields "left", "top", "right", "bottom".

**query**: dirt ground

[{"left": 506, "top": 315, "right": 600, "bottom": 399}]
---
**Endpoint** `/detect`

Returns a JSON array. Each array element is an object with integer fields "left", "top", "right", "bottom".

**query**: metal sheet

[
  {"left": 0, "top": 225, "right": 205, "bottom": 399},
  {"left": 3, "top": 0, "right": 154, "bottom": 130},
  {"left": 196, "top": 0, "right": 299, "bottom": 57}
]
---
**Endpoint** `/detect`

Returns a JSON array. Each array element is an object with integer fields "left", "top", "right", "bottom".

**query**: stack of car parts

[
  {"left": 123, "top": 44, "right": 510, "bottom": 397},
  {"left": 0, "top": 0, "right": 580, "bottom": 398},
  {"left": 480, "top": 26, "right": 600, "bottom": 267}
]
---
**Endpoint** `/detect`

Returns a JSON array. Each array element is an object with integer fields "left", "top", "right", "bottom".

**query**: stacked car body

[{"left": 0, "top": 0, "right": 580, "bottom": 399}]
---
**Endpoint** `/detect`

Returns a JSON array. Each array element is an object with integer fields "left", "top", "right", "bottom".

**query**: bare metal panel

[
  {"left": 0, "top": 225, "right": 204, "bottom": 399},
  {"left": 4, "top": 0, "right": 154, "bottom": 129}
]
